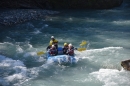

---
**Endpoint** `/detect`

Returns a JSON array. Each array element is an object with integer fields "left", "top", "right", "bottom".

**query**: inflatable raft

[
  {"left": 46, "top": 47, "right": 77, "bottom": 65},
  {"left": 121, "top": 59, "right": 130, "bottom": 71}
]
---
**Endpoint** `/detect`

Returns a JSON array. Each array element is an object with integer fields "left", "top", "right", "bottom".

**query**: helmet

[
  {"left": 68, "top": 43, "right": 72, "bottom": 47},
  {"left": 52, "top": 45, "right": 55, "bottom": 48},
  {"left": 64, "top": 43, "right": 67, "bottom": 46},
  {"left": 51, "top": 36, "right": 54, "bottom": 38}
]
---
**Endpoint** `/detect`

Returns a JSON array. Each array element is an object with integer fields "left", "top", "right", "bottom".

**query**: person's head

[
  {"left": 68, "top": 43, "right": 73, "bottom": 48},
  {"left": 51, "top": 45, "right": 55, "bottom": 49},
  {"left": 51, "top": 36, "right": 55, "bottom": 40},
  {"left": 64, "top": 43, "right": 68, "bottom": 47}
]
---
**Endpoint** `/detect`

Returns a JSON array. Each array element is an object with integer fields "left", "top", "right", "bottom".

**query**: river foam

[{"left": 0, "top": 55, "right": 28, "bottom": 86}]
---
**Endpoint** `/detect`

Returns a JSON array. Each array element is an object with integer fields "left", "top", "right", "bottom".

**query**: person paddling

[
  {"left": 49, "top": 36, "right": 58, "bottom": 49},
  {"left": 49, "top": 45, "right": 57, "bottom": 56},
  {"left": 66, "top": 43, "right": 74, "bottom": 56},
  {"left": 63, "top": 43, "right": 68, "bottom": 54}
]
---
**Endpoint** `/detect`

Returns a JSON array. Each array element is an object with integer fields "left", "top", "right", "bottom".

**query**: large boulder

[
  {"left": 121, "top": 59, "right": 130, "bottom": 71},
  {"left": 0, "top": 0, "right": 123, "bottom": 9}
]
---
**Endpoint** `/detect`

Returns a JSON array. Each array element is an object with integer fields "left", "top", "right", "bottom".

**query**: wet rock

[{"left": 121, "top": 59, "right": 130, "bottom": 71}]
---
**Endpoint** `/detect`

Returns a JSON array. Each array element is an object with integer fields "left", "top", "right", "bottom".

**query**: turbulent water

[{"left": 0, "top": 1, "right": 130, "bottom": 86}]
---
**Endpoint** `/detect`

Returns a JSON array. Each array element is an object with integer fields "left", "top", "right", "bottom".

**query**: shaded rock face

[{"left": 0, "top": 0, "right": 123, "bottom": 9}]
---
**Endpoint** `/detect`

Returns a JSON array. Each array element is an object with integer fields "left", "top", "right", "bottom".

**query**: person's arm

[{"left": 46, "top": 46, "right": 51, "bottom": 51}]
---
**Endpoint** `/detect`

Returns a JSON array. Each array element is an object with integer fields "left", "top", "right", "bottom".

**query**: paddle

[
  {"left": 80, "top": 40, "right": 87, "bottom": 46},
  {"left": 77, "top": 40, "right": 87, "bottom": 51},
  {"left": 37, "top": 51, "right": 45, "bottom": 56},
  {"left": 76, "top": 48, "right": 86, "bottom": 51}
]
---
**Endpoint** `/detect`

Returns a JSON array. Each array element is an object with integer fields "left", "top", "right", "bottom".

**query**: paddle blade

[
  {"left": 80, "top": 41, "right": 87, "bottom": 46},
  {"left": 37, "top": 51, "right": 45, "bottom": 55},
  {"left": 77, "top": 48, "right": 86, "bottom": 51}
]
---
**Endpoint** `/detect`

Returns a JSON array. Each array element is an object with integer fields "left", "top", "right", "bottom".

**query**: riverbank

[{"left": 0, "top": 9, "right": 59, "bottom": 26}]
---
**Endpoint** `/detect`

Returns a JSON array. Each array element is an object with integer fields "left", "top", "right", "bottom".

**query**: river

[{"left": 0, "top": 0, "right": 130, "bottom": 86}]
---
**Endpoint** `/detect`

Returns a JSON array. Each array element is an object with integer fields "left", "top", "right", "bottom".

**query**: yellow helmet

[{"left": 64, "top": 43, "right": 67, "bottom": 46}]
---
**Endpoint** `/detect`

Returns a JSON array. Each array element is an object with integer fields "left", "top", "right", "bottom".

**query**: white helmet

[
  {"left": 51, "top": 36, "right": 54, "bottom": 38},
  {"left": 52, "top": 45, "right": 55, "bottom": 48},
  {"left": 68, "top": 43, "right": 72, "bottom": 47}
]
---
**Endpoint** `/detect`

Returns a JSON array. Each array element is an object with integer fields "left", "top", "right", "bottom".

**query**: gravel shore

[{"left": 0, "top": 9, "right": 59, "bottom": 26}]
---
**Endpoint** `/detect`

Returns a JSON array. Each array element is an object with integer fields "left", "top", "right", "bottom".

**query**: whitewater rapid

[
  {"left": 0, "top": 1, "right": 130, "bottom": 85},
  {"left": 0, "top": 42, "right": 129, "bottom": 86}
]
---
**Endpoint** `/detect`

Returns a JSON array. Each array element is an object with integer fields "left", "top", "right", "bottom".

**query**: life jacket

[
  {"left": 49, "top": 39, "right": 58, "bottom": 45},
  {"left": 49, "top": 48, "right": 57, "bottom": 55},
  {"left": 63, "top": 46, "right": 68, "bottom": 54},
  {"left": 67, "top": 48, "right": 74, "bottom": 56},
  {"left": 63, "top": 46, "right": 68, "bottom": 50}
]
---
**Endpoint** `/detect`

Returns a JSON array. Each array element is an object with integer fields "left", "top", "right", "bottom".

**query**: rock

[
  {"left": 121, "top": 59, "right": 130, "bottom": 71},
  {"left": 0, "top": 0, "right": 123, "bottom": 9}
]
